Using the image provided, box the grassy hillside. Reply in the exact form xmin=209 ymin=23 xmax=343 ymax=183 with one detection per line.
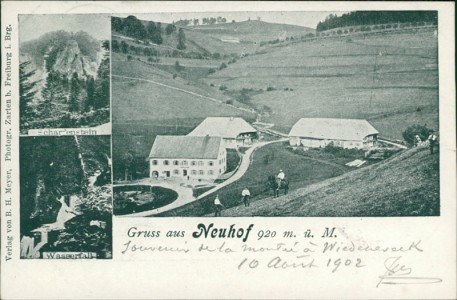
xmin=205 ymin=30 xmax=438 ymax=139
xmin=184 ymin=20 xmax=314 ymax=56
xmin=220 ymin=146 xmax=439 ymax=217
xmin=112 ymin=53 xmax=255 ymax=123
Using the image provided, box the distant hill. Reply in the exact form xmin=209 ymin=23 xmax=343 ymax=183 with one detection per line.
xmin=112 ymin=15 xmax=314 ymax=57
xmin=185 ymin=20 xmax=314 ymax=56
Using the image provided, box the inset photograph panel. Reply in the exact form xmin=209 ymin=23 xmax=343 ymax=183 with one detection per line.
xmin=19 ymin=14 xmax=111 ymax=135
xmin=20 ymin=135 xmax=112 ymax=259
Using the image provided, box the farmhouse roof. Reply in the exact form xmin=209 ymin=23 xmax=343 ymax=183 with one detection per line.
xmin=289 ymin=118 xmax=379 ymax=141
xmin=149 ymin=135 xmax=223 ymax=159
xmin=188 ymin=117 xmax=257 ymax=139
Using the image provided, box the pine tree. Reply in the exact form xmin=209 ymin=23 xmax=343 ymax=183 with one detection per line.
xmin=94 ymin=52 xmax=110 ymax=109
xmin=19 ymin=61 xmax=38 ymax=126
xmin=85 ymin=76 xmax=95 ymax=111
xmin=69 ymin=72 xmax=81 ymax=112
xmin=177 ymin=28 xmax=186 ymax=50
xmin=39 ymin=71 xmax=66 ymax=119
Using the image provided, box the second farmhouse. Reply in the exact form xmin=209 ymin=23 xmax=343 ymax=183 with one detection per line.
xmin=289 ymin=118 xmax=379 ymax=149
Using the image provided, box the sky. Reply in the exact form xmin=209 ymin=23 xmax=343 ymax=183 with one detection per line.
xmin=114 ymin=11 xmax=346 ymax=29
xmin=19 ymin=14 xmax=111 ymax=43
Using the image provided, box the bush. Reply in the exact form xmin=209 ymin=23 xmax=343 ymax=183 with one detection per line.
xmin=402 ymin=124 xmax=433 ymax=145
xmin=173 ymin=74 xmax=177 ymax=79
xmin=266 ymin=86 xmax=276 ymax=91
xmin=219 ymin=62 xmax=227 ymax=70
xmin=127 ymin=55 xmax=133 ymax=61
xmin=219 ymin=85 xmax=227 ymax=91
xmin=208 ymin=68 xmax=216 ymax=74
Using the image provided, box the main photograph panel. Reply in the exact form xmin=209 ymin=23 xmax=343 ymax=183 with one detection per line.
xmin=111 ymin=11 xmax=439 ymax=217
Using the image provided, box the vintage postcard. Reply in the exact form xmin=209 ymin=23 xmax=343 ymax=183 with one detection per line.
xmin=1 ymin=1 xmax=455 ymax=299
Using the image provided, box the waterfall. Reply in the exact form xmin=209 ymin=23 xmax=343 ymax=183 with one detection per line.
xmin=20 ymin=195 xmax=80 ymax=258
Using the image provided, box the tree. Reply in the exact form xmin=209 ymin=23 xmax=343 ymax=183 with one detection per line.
xmin=193 ymin=19 xmax=199 ymax=26
xmin=147 ymin=21 xmax=163 ymax=45
xmin=120 ymin=41 xmax=128 ymax=53
xmin=123 ymin=15 xmax=147 ymax=39
xmin=402 ymin=124 xmax=433 ymax=145
xmin=177 ymin=28 xmax=186 ymax=50
xmin=94 ymin=53 xmax=110 ymax=109
xmin=112 ymin=40 xmax=120 ymax=52
xmin=39 ymin=71 xmax=66 ymax=118
xmin=165 ymin=24 xmax=175 ymax=35
xmin=19 ymin=61 xmax=38 ymax=126
xmin=68 ymin=72 xmax=81 ymax=112
xmin=85 ymin=76 xmax=95 ymax=112
xmin=111 ymin=17 xmax=124 ymax=32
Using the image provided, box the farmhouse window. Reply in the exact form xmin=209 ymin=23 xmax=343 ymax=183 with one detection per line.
xmin=199 ymin=170 xmax=204 ymax=175
xmin=208 ymin=161 xmax=214 ymax=166
xmin=208 ymin=170 xmax=214 ymax=175
xmin=164 ymin=160 xmax=169 ymax=165
xmin=173 ymin=169 xmax=179 ymax=175
xmin=198 ymin=161 xmax=203 ymax=166
xmin=182 ymin=160 xmax=188 ymax=166
xmin=173 ymin=160 xmax=179 ymax=165
xmin=191 ymin=170 xmax=197 ymax=175
xmin=191 ymin=161 xmax=196 ymax=166
xmin=152 ymin=160 xmax=158 ymax=165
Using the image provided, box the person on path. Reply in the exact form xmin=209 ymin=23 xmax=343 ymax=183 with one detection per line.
xmin=241 ymin=186 xmax=251 ymax=207
xmin=214 ymin=195 xmax=223 ymax=217
xmin=428 ymin=131 xmax=438 ymax=154
xmin=415 ymin=134 xmax=422 ymax=147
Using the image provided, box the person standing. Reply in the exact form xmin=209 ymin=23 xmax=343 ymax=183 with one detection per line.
xmin=214 ymin=195 xmax=223 ymax=217
xmin=277 ymin=169 xmax=285 ymax=182
xmin=241 ymin=186 xmax=251 ymax=207
xmin=428 ymin=131 xmax=438 ymax=154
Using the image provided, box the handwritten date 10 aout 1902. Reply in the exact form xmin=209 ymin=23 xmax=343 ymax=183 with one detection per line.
xmin=238 ymin=256 xmax=365 ymax=272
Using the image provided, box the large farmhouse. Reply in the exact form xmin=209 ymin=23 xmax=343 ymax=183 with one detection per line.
xmin=289 ymin=118 xmax=379 ymax=149
xmin=148 ymin=135 xmax=226 ymax=180
xmin=187 ymin=117 xmax=258 ymax=149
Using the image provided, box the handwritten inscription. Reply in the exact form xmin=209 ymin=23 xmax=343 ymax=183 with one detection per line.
xmin=120 ymin=226 xmax=443 ymax=288
xmin=377 ymin=256 xmax=442 ymax=287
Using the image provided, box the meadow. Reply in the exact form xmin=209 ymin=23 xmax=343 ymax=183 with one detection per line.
xmin=205 ymin=30 xmax=439 ymax=139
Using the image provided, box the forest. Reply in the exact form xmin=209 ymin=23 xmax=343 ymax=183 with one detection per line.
xmin=20 ymin=31 xmax=110 ymax=133
xmin=316 ymin=11 xmax=438 ymax=32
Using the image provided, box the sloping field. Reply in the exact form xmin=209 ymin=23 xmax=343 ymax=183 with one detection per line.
xmin=112 ymin=53 xmax=254 ymax=123
xmin=205 ymin=30 xmax=439 ymax=139
xmin=185 ymin=20 xmax=314 ymax=56
xmin=222 ymin=146 xmax=439 ymax=217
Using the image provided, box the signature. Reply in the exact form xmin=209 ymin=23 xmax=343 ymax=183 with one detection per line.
xmin=377 ymin=256 xmax=442 ymax=287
